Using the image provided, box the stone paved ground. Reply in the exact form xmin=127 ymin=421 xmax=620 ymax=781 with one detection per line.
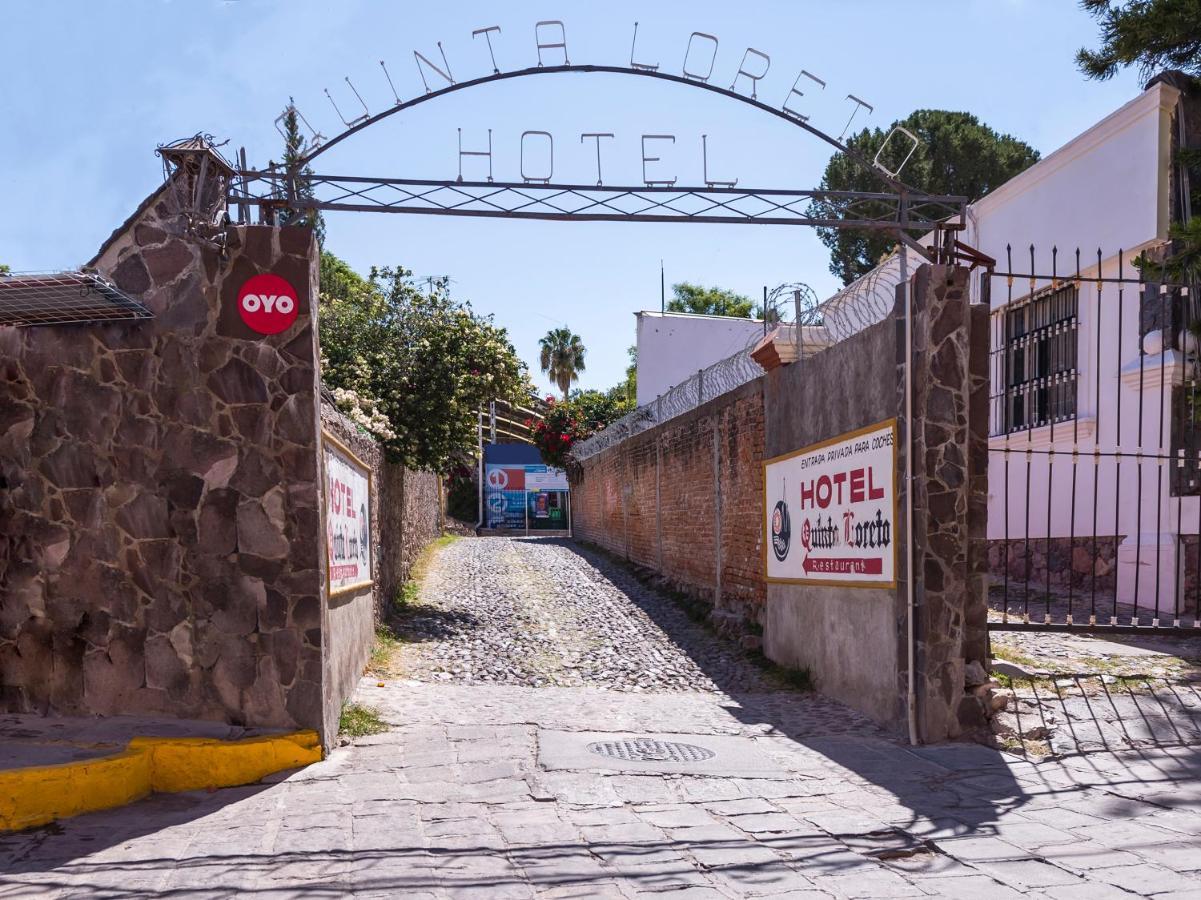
xmin=4 ymin=537 xmax=1201 ymax=898
xmin=990 ymin=627 xmax=1201 ymax=755
xmin=384 ymin=538 xmax=785 ymax=694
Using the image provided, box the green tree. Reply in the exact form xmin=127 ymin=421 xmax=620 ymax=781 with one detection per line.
xmin=1076 ymin=0 xmax=1201 ymax=82
xmin=568 ymin=388 xmax=632 ymax=429
xmin=318 ymin=252 xmax=528 ymax=470
xmin=539 ymin=327 xmax=586 ymax=399
xmin=277 ymin=103 xmax=325 ymax=246
xmin=667 ymin=282 xmax=755 ymax=317
xmin=1078 ymin=1 xmax=1201 ymax=283
xmin=0 ymin=264 xmax=9 ymax=276
xmin=808 ymin=110 xmax=1040 ymax=284
xmin=608 ymin=345 xmax=637 ymax=407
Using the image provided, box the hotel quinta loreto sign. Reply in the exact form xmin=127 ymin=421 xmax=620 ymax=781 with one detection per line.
xmin=323 ymin=432 xmax=374 ymax=596
xmin=764 ymin=420 xmax=898 ymax=588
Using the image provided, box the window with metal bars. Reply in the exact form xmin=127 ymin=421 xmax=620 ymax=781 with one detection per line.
xmin=1001 ymin=284 xmax=1079 ymax=433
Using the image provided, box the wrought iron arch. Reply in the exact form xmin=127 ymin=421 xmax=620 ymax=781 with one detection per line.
xmin=230 ymin=62 xmax=966 ymax=258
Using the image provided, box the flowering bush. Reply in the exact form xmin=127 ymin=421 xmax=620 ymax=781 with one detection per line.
xmin=528 ymin=397 xmax=590 ymax=469
xmin=528 ymin=390 xmax=632 ymax=468
xmin=319 ymin=253 xmax=529 ymax=471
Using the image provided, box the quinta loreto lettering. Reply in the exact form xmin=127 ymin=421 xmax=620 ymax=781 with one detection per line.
xmin=289 ymin=19 xmax=885 ymax=187
xmin=764 ymin=420 xmax=898 ymax=587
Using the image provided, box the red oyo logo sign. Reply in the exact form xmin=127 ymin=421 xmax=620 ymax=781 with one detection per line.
xmin=237 ymin=274 xmax=299 ymax=335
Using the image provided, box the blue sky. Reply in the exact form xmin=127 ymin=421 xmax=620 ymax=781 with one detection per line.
xmin=0 ymin=1 xmax=1142 ymax=396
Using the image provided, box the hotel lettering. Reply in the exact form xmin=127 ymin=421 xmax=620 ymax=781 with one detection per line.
xmin=764 ymin=420 xmax=898 ymax=587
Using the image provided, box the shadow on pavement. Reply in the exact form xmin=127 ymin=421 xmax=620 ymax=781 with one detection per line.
xmin=6 ymin=536 xmax=1200 ymax=896
xmin=556 ymin=539 xmax=1201 ymax=855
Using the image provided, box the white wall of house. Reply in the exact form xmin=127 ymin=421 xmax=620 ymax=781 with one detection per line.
xmin=753 ymin=79 xmax=1186 ymax=609
xmin=635 ymin=311 xmax=771 ymax=406
xmin=970 ymin=81 xmax=1187 ymax=607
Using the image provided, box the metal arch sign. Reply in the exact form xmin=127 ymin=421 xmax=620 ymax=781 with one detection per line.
xmin=289 ymin=21 xmax=884 ymax=178
xmin=231 ymin=18 xmax=967 ymax=251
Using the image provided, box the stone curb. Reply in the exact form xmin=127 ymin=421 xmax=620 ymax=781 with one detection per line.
xmin=0 ymin=730 xmax=321 ymax=832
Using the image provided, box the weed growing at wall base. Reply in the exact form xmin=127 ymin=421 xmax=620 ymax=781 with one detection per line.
xmin=369 ymin=626 xmax=402 ymax=672
xmin=392 ymin=534 xmax=461 ymax=613
xmin=338 ymin=703 xmax=388 ymax=739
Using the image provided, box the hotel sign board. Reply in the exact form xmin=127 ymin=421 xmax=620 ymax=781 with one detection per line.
xmin=323 ymin=431 xmax=374 ymax=596
xmin=764 ymin=419 xmax=898 ymax=588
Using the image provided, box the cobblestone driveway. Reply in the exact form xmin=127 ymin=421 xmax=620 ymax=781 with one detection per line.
xmin=387 ymin=538 xmax=785 ymax=694
xmin=4 ymin=537 xmax=1201 ymax=898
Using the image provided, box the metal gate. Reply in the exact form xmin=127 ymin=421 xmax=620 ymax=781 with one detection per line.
xmin=986 ymin=245 xmax=1199 ymax=634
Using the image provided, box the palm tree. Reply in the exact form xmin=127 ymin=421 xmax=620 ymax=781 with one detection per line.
xmin=539 ymin=327 xmax=586 ymax=400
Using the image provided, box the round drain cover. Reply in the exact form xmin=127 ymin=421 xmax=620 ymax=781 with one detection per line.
xmin=587 ymin=738 xmax=715 ymax=763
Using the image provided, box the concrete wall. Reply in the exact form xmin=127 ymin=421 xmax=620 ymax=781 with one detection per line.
xmin=318 ymin=400 xmax=443 ymax=741
xmin=767 ymin=265 xmax=989 ymax=738
xmin=761 ymin=316 xmax=906 ymax=728
xmin=0 ymin=187 xmax=328 ymax=737
xmin=317 ymin=402 xmax=382 ymax=745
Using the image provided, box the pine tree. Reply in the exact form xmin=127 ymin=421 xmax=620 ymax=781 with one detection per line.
xmin=278 ymin=103 xmax=325 ymax=247
xmin=1077 ymin=0 xmax=1201 ymax=82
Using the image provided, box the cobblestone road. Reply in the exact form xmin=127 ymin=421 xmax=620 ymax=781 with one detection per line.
xmin=4 ymin=538 xmax=1201 ymax=898
xmin=387 ymin=538 xmax=785 ymax=695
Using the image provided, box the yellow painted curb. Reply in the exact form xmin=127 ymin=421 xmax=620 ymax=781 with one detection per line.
xmin=0 ymin=730 xmax=321 ymax=832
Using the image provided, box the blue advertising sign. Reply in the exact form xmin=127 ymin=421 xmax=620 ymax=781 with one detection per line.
xmin=486 ymin=490 xmax=526 ymax=528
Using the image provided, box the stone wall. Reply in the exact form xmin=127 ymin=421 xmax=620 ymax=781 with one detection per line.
xmin=394 ymin=468 xmax=442 ymax=595
xmin=1 ymin=172 xmax=449 ymax=748
xmin=317 ymin=399 xmax=443 ymax=736
xmin=989 ymin=537 xmax=1120 ymax=596
xmin=0 ymin=187 xmax=327 ymax=736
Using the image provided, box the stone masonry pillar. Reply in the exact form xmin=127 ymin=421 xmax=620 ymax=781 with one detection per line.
xmin=906 ymin=263 xmax=991 ymax=741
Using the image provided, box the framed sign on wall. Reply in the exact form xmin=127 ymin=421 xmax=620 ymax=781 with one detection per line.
xmin=763 ymin=419 xmax=898 ymax=588
xmin=322 ymin=430 xmax=374 ymax=596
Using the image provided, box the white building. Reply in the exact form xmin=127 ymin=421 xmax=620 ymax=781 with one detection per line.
xmin=635 ymin=311 xmax=774 ymax=406
xmin=635 ymin=311 xmax=831 ymax=406
xmin=836 ymin=75 xmax=1197 ymax=618
xmin=629 ymin=75 xmax=1197 ymax=619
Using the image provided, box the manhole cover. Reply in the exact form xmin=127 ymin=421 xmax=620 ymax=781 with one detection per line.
xmin=586 ymin=738 xmax=715 ymax=763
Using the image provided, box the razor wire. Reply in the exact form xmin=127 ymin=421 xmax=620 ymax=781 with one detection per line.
xmin=572 ymin=257 xmax=905 ymax=463
xmin=572 ymin=348 xmax=765 ymax=462
xmin=818 ymin=251 xmax=906 ymax=344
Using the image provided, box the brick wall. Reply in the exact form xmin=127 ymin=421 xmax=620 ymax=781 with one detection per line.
xmin=572 ymin=380 xmax=765 ymax=623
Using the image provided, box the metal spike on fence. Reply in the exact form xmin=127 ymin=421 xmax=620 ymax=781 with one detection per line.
xmin=380 ymin=60 xmax=402 ymax=105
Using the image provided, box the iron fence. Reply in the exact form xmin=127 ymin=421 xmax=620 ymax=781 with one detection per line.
xmin=987 ymin=245 xmax=1200 ymax=634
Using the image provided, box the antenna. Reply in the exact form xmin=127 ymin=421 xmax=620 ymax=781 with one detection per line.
xmin=660 ymin=259 xmax=665 ymax=312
